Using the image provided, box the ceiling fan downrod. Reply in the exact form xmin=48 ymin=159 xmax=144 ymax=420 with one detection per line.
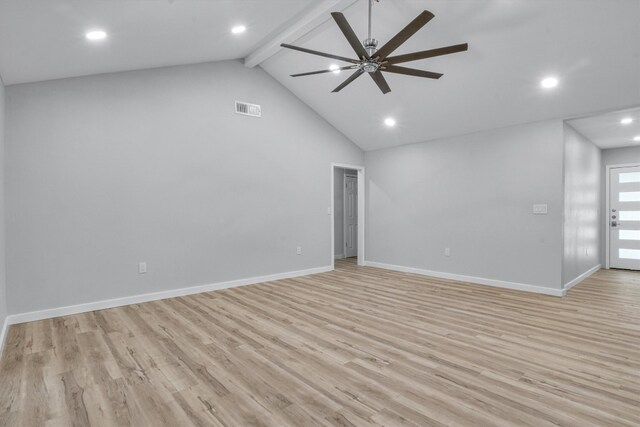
xmin=363 ymin=0 xmax=378 ymax=57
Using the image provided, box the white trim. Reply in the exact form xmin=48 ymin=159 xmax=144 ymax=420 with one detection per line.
xmin=343 ymin=172 xmax=358 ymax=258
xmin=330 ymin=163 xmax=365 ymax=270
xmin=0 ymin=317 xmax=9 ymax=358
xmin=363 ymin=261 xmax=565 ymax=297
xmin=605 ymin=163 xmax=640 ymax=269
xmin=563 ymin=264 xmax=601 ymax=293
xmin=6 ymin=266 xmax=332 ymax=326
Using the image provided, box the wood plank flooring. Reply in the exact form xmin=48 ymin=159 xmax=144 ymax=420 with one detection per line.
xmin=1 ymin=265 xmax=639 ymax=426
xmin=335 ymin=257 xmax=357 ymax=269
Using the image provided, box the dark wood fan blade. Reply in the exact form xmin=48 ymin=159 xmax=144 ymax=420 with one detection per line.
xmin=331 ymin=12 xmax=370 ymax=60
xmin=386 ymin=43 xmax=468 ymax=65
xmin=280 ymin=44 xmax=359 ymax=64
xmin=332 ymin=69 xmax=365 ymax=93
xmin=291 ymin=66 xmax=358 ymax=77
xmin=369 ymin=71 xmax=391 ymax=94
xmin=382 ymin=65 xmax=442 ymax=79
xmin=374 ymin=11 xmax=435 ymax=60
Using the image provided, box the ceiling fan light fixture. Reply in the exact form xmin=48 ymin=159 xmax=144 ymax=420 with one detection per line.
xmin=363 ymin=62 xmax=379 ymax=73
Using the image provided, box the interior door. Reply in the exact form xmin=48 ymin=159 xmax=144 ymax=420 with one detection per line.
xmin=610 ymin=165 xmax=640 ymax=270
xmin=344 ymin=174 xmax=358 ymax=258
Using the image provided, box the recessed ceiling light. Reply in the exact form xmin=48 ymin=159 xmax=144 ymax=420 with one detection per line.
xmin=86 ymin=30 xmax=107 ymax=41
xmin=634 ymin=135 xmax=640 ymax=142
xmin=541 ymin=77 xmax=558 ymax=89
xmin=621 ymin=117 xmax=634 ymax=125
xmin=329 ymin=64 xmax=341 ymax=74
xmin=231 ymin=25 xmax=246 ymax=34
xmin=384 ymin=117 xmax=396 ymax=127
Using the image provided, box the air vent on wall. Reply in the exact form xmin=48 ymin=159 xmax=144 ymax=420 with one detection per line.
xmin=235 ymin=101 xmax=262 ymax=117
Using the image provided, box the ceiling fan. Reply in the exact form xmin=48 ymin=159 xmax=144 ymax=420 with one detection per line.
xmin=280 ymin=0 xmax=468 ymax=94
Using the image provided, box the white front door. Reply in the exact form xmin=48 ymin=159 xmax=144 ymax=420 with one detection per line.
xmin=344 ymin=174 xmax=358 ymax=258
xmin=610 ymin=165 xmax=640 ymax=270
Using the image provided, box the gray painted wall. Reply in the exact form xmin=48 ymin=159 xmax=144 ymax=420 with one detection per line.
xmin=0 ymin=76 xmax=6 ymax=327
xmin=603 ymin=146 xmax=640 ymax=166
xmin=562 ymin=124 xmax=601 ymax=286
xmin=365 ymin=119 xmax=565 ymax=290
xmin=333 ymin=168 xmax=357 ymax=258
xmin=6 ymin=60 xmax=363 ymax=315
xmin=601 ymin=145 xmax=640 ymax=265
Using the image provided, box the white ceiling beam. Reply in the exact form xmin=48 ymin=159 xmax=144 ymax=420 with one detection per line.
xmin=244 ymin=0 xmax=359 ymax=68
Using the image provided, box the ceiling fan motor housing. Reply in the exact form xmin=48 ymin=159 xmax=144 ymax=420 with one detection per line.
xmin=363 ymin=38 xmax=378 ymax=56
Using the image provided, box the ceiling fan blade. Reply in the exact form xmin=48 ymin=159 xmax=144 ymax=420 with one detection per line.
xmin=332 ymin=69 xmax=365 ymax=93
xmin=291 ymin=66 xmax=358 ymax=77
xmin=280 ymin=43 xmax=359 ymax=64
xmin=382 ymin=65 xmax=443 ymax=79
xmin=331 ymin=12 xmax=370 ymax=60
xmin=374 ymin=10 xmax=435 ymax=60
xmin=369 ymin=71 xmax=391 ymax=94
xmin=385 ymin=43 xmax=468 ymax=65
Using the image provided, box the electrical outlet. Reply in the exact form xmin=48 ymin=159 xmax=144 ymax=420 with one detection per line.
xmin=138 ymin=262 xmax=147 ymax=274
xmin=444 ymin=248 xmax=451 ymax=257
xmin=296 ymin=246 xmax=302 ymax=255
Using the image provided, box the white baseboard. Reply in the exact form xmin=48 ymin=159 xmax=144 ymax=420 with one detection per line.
xmin=0 ymin=317 xmax=8 ymax=358
xmin=563 ymin=264 xmax=601 ymax=294
xmin=334 ymin=254 xmax=345 ymax=260
xmin=363 ymin=261 xmax=564 ymax=297
xmin=6 ymin=265 xmax=332 ymax=326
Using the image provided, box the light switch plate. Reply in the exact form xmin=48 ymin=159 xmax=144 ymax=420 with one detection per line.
xmin=533 ymin=204 xmax=548 ymax=215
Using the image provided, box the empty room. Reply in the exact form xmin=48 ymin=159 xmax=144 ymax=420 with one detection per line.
xmin=0 ymin=0 xmax=639 ymax=426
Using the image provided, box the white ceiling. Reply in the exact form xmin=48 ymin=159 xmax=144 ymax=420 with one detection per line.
xmin=262 ymin=0 xmax=640 ymax=151
xmin=568 ymin=107 xmax=640 ymax=150
xmin=0 ymin=0 xmax=314 ymax=85
xmin=0 ymin=0 xmax=639 ymax=151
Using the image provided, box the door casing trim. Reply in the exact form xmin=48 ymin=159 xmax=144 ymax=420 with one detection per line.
xmin=605 ymin=162 xmax=640 ymax=269
xmin=331 ymin=163 xmax=365 ymax=270
xmin=343 ymin=172 xmax=358 ymax=259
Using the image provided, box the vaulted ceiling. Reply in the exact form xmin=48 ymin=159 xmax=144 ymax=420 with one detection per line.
xmin=261 ymin=0 xmax=640 ymax=150
xmin=1 ymin=0 xmax=639 ymax=151
xmin=0 ymin=0 xmax=315 ymax=84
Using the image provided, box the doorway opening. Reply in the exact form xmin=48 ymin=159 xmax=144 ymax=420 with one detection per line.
xmin=606 ymin=163 xmax=640 ymax=270
xmin=331 ymin=163 xmax=365 ymax=270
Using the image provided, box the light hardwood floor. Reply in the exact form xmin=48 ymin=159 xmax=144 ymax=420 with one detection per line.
xmin=335 ymin=257 xmax=357 ymax=269
xmin=1 ymin=265 xmax=639 ymax=426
